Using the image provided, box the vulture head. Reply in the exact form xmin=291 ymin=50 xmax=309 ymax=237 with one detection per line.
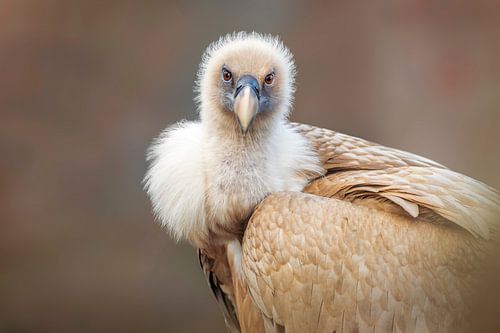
xmin=197 ymin=32 xmax=296 ymax=137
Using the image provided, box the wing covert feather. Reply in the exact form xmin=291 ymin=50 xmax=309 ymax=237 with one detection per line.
xmin=290 ymin=123 xmax=445 ymax=171
xmin=243 ymin=192 xmax=488 ymax=333
xmin=291 ymin=123 xmax=500 ymax=239
xmin=304 ymin=167 xmax=499 ymax=239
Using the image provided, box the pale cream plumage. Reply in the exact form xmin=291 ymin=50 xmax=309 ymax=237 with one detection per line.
xmin=144 ymin=32 xmax=500 ymax=333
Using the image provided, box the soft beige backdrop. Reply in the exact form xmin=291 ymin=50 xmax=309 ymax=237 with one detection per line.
xmin=1 ymin=1 xmax=499 ymax=332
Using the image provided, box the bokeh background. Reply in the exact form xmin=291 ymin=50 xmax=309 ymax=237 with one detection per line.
xmin=1 ymin=1 xmax=499 ymax=332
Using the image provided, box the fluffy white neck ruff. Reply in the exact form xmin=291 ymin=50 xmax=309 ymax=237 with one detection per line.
xmin=144 ymin=118 xmax=322 ymax=247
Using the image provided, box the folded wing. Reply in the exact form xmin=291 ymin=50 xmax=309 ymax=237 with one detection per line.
xmin=242 ymin=192 xmax=488 ymax=333
xmin=293 ymin=123 xmax=500 ymax=239
xmin=241 ymin=123 xmax=500 ymax=332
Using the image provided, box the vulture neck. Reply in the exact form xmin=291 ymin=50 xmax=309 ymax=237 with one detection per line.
xmin=204 ymin=109 xmax=282 ymax=146
xmin=197 ymin=108 xmax=297 ymax=247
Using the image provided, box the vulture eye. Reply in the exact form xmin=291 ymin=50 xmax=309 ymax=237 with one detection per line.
xmin=264 ymin=73 xmax=275 ymax=86
xmin=222 ymin=69 xmax=232 ymax=82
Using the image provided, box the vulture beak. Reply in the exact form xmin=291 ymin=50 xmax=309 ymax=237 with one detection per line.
xmin=234 ymin=75 xmax=260 ymax=134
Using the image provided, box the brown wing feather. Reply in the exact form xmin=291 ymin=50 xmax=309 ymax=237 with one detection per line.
xmin=226 ymin=241 xmax=266 ymax=333
xmin=290 ymin=123 xmax=445 ymax=170
xmin=292 ymin=123 xmax=500 ymax=239
xmin=242 ymin=192 xmax=491 ymax=333
xmin=304 ymin=167 xmax=499 ymax=239
xmin=199 ymin=249 xmax=241 ymax=333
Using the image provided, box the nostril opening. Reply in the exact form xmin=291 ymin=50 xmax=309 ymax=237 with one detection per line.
xmin=253 ymin=87 xmax=260 ymax=99
xmin=235 ymin=84 xmax=243 ymax=97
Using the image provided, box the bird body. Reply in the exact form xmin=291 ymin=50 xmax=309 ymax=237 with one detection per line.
xmin=144 ymin=32 xmax=500 ymax=332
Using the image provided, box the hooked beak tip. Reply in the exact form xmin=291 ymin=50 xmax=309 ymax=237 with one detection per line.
xmin=238 ymin=119 xmax=252 ymax=135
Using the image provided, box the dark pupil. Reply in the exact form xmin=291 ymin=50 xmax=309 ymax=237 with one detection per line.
xmin=266 ymin=75 xmax=273 ymax=83
xmin=224 ymin=71 xmax=231 ymax=81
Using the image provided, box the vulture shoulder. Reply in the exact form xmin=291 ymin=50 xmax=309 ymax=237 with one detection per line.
xmin=239 ymin=123 xmax=500 ymax=333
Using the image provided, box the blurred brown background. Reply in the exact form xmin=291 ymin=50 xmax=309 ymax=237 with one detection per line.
xmin=1 ymin=1 xmax=499 ymax=332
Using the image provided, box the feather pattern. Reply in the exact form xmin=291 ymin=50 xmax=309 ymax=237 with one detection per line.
xmin=294 ymin=123 xmax=500 ymax=239
xmin=240 ymin=124 xmax=500 ymax=332
xmin=242 ymin=192 xmax=495 ymax=333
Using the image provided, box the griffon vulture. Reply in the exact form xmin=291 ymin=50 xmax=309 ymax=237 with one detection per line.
xmin=144 ymin=32 xmax=500 ymax=332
